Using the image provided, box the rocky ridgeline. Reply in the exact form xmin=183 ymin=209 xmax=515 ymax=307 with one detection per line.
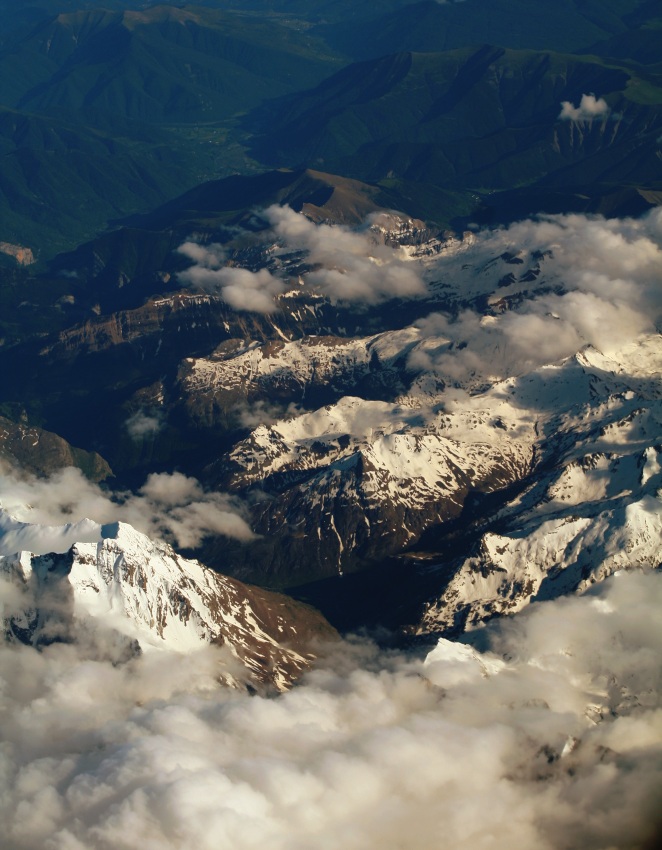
xmin=418 ymin=340 xmax=662 ymax=634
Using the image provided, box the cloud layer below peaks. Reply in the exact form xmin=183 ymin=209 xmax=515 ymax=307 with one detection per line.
xmin=0 ymin=569 xmax=660 ymax=850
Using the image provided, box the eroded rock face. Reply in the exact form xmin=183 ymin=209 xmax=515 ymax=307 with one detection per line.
xmin=0 ymin=242 xmax=35 ymax=266
xmin=2 ymin=521 xmax=337 ymax=691
xmin=209 ymin=399 xmax=533 ymax=587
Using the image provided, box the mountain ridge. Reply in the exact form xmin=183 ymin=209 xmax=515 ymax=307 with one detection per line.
xmin=1 ymin=516 xmax=337 ymax=690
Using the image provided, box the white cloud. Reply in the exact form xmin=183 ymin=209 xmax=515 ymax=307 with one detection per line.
xmin=266 ymin=204 xmax=427 ymax=304
xmin=0 ymin=570 xmax=660 ymax=849
xmin=0 ymin=512 xmax=101 ymax=557
xmin=179 ymin=262 xmax=286 ymax=314
xmin=177 ymin=206 xmax=427 ymax=312
xmin=559 ymin=93 xmax=610 ymax=122
xmin=0 ymin=464 xmax=255 ymax=551
xmin=411 ymin=209 xmax=662 ymax=383
xmin=125 ymin=410 xmax=164 ymax=440
xmin=177 ymin=241 xmax=226 ymax=268
xmin=178 ymin=240 xmax=286 ymax=314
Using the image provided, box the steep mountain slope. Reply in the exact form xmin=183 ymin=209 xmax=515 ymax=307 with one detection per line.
xmin=248 ymin=48 xmax=662 ymax=221
xmin=318 ymin=0 xmax=650 ymax=59
xmin=2 ymin=518 xmax=336 ymax=690
xmin=590 ymin=21 xmax=662 ymax=66
xmin=191 ymin=321 xmax=661 ymax=595
xmin=1 ymin=179 xmax=660 ymax=633
xmin=164 ymin=209 xmax=660 ymax=626
xmin=39 ymin=168 xmax=433 ymax=312
xmin=212 ymin=397 xmax=533 ymax=587
xmin=585 ymin=3 xmax=662 ymax=65
xmin=0 ymin=174 xmax=437 ymax=471
xmin=419 ymin=340 xmax=662 ymax=634
xmin=0 ymin=415 xmax=110 ymax=480
xmin=0 ymin=6 xmax=341 ymax=256
xmin=0 ymin=106 xmax=210 ymax=256
xmin=0 ymin=6 xmax=338 ymax=123
xmin=0 ymin=0 xmax=420 ymax=40
xmin=1 ymin=0 xmax=658 ymax=256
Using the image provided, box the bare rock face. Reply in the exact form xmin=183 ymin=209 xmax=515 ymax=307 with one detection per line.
xmin=0 ymin=242 xmax=35 ymax=266
xmin=2 ymin=521 xmax=337 ymax=691
xmin=197 ymin=326 xmax=662 ymax=629
xmin=0 ymin=415 xmax=111 ymax=481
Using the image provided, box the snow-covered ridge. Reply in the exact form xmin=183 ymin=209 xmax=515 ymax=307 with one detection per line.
xmin=417 ymin=335 xmax=662 ymax=634
xmin=2 ymin=520 xmax=334 ymax=690
xmin=170 ymin=206 xmax=662 ymax=606
xmin=8 ymin=210 xmax=662 ymax=639
xmin=204 ymin=327 xmax=662 ymax=599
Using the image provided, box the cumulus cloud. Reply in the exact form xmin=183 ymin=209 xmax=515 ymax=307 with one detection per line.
xmin=177 ymin=241 xmax=226 ymax=267
xmin=177 ymin=206 xmax=427 ymax=311
xmin=235 ymin=399 xmax=305 ymax=430
xmin=181 ymin=263 xmax=287 ymax=314
xmin=411 ymin=209 xmax=662 ymax=384
xmin=0 ymin=464 xmax=255 ymax=552
xmin=0 ymin=569 xmax=660 ymax=850
xmin=266 ymin=204 xmax=427 ymax=303
xmin=559 ymin=93 xmax=610 ymax=121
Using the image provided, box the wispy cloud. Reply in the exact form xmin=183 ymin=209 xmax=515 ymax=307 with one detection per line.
xmin=0 ymin=464 xmax=255 ymax=551
xmin=177 ymin=205 xmax=427 ymax=312
xmin=0 ymin=512 xmax=101 ymax=557
xmin=125 ymin=410 xmax=164 ymax=440
xmin=410 ymin=209 xmax=662 ymax=384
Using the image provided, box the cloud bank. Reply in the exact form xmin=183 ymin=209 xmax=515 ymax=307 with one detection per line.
xmin=411 ymin=209 xmax=662 ymax=384
xmin=559 ymin=93 xmax=610 ymax=121
xmin=178 ymin=205 xmax=427 ymax=312
xmin=0 ymin=464 xmax=255 ymax=552
xmin=0 ymin=569 xmax=660 ymax=850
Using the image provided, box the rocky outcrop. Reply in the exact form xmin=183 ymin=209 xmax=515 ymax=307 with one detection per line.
xmin=0 ymin=416 xmax=111 ymax=481
xmin=0 ymin=242 xmax=35 ymax=266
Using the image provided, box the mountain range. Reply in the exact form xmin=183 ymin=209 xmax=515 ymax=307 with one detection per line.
xmin=0 ymin=0 xmax=660 ymax=257
xmin=1 ymin=4 xmax=661 ymax=846
xmin=248 ymin=46 xmax=662 ymax=223
xmin=2 ymin=188 xmax=659 ymax=637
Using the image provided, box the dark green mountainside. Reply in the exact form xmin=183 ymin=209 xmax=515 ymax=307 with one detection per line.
xmin=48 ymin=168 xmax=405 ymax=312
xmin=0 ymin=0 xmax=418 ymax=37
xmin=317 ymin=0 xmax=651 ymax=59
xmin=0 ymin=0 xmax=659 ymax=258
xmin=0 ymin=5 xmax=340 ymax=257
xmin=0 ymin=6 xmax=338 ymax=124
xmin=0 ymin=106 xmax=223 ymax=256
xmin=247 ymin=46 xmax=662 ymax=224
